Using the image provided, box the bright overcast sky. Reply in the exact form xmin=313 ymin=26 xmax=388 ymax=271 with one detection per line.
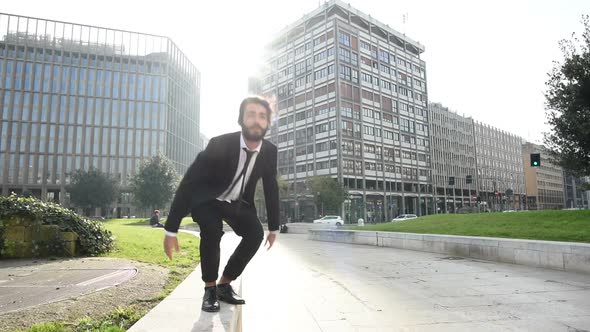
xmin=4 ymin=0 xmax=589 ymax=144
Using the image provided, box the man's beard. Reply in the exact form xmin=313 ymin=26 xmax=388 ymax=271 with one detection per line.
xmin=242 ymin=124 xmax=268 ymax=141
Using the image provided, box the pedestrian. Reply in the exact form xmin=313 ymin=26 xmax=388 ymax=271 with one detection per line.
xmin=164 ymin=96 xmax=279 ymax=312
xmin=150 ymin=210 xmax=164 ymax=228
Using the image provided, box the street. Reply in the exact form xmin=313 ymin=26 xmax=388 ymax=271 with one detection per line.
xmin=242 ymin=234 xmax=590 ymax=332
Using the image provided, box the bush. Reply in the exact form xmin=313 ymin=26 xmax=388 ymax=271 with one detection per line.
xmin=0 ymin=193 xmax=114 ymax=256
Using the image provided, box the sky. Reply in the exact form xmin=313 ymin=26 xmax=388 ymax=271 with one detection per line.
xmin=4 ymin=0 xmax=589 ymax=144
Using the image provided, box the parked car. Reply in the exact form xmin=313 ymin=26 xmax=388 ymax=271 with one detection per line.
xmin=390 ymin=214 xmax=418 ymax=222
xmin=313 ymin=215 xmax=344 ymax=226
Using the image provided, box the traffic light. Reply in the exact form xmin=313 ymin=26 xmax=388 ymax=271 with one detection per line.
xmin=448 ymin=176 xmax=455 ymax=186
xmin=466 ymin=175 xmax=473 ymax=184
xmin=530 ymin=153 xmax=541 ymax=167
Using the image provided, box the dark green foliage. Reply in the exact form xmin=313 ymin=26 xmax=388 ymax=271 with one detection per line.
xmin=0 ymin=194 xmax=114 ymax=256
xmin=67 ymin=167 xmax=119 ymax=216
xmin=130 ymin=154 xmax=179 ymax=211
xmin=544 ymin=15 xmax=590 ymax=175
xmin=307 ymin=176 xmax=347 ymax=215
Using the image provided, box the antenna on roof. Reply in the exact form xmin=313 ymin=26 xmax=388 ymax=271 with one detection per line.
xmin=402 ymin=13 xmax=408 ymax=35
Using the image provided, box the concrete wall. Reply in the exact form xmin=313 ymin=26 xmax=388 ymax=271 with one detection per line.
xmin=283 ymin=223 xmax=341 ymax=234
xmin=309 ymin=230 xmax=590 ymax=275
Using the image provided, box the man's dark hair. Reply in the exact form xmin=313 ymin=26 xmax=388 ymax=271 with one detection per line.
xmin=237 ymin=96 xmax=272 ymax=126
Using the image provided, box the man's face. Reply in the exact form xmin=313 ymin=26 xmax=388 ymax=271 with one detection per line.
xmin=241 ymin=103 xmax=269 ymax=141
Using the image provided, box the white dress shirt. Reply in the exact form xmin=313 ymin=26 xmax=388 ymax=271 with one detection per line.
xmin=216 ymin=134 xmax=261 ymax=202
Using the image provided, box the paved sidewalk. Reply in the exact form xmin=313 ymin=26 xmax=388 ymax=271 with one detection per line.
xmin=0 ymin=257 xmax=137 ymax=314
xmin=242 ymin=234 xmax=590 ymax=332
xmin=129 ymin=230 xmax=243 ymax=332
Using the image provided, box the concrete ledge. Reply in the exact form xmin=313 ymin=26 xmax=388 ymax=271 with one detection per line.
xmin=282 ymin=222 xmax=343 ymax=234
xmin=309 ymin=230 xmax=590 ymax=275
xmin=129 ymin=230 xmax=243 ymax=332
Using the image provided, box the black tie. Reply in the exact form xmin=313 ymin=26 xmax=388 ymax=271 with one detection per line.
xmin=227 ymin=148 xmax=255 ymax=200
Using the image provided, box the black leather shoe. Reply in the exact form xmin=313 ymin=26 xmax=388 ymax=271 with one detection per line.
xmin=202 ymin=286 xmax=220 ymax=312
xmin=216 ymin=283 xmax=245 ymax=304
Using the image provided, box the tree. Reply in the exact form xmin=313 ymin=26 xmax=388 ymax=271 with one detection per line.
xmin=130 ymin=154 xmax=179 ymax=212
xmin=544 ymin=15 xmax=590 ymax=176
xmin=306 ymin=176 xmax=347 ymax=216
xmin=254 ymin=176 xmax=288 ymax=221
xmin=68 ymin=167 xmax=119 ymax=216
xmin=254 ymin=176 xmax=288 ymax=203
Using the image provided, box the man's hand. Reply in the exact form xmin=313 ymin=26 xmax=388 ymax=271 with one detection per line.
xmin=264 ymin=232 xmax=277 ymax=250
xmin=164 ymin=235 xmax=180 ymax=260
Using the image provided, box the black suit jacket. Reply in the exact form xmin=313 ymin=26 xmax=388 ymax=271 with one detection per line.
xmin=165 ymin=131 xmax=280 ymax=233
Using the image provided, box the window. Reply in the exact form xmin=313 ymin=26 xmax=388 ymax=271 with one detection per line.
xmin=314 ymin=67 xmax=327 ymax=80
xmin=339 ymin=48 xmax=351 ymax=63
xmin=364 ymin=143 xmax=376 ymax=154
xmin=360 ymin=40 xmax=371 ymax=51
xmin=341 ymin=120 xmax=353 ymax=137
xmin=384 ymin=130 xmax=394 ymax=140
xmin=295 ymin=61 xmax=306 ymax=76
xmin=338 ymin=31 xmax=351 ymax=46
xmin=399 ymin=87 xmax=409 ymax=97
xmin=341 ymin=103 xmax=353 ymax=118
xmin=381 ymin=80 xmax=391 ymax=90
xmin=400 ymin=118 xmax=415 ymax=133
xmin=339 ymin=65 xmax=351 ymax=81
xmin=295 ymin=45 xmax=306 ymax=56
xmin=378 ymin=50 xmax=390 ymax=63
xmin=365 ymin=162 xmax=376 ymax=171
xmin=383 ymin=113 xmax=393 ymax=123
xmin=295 ymin=111 xmax=305 ymax=122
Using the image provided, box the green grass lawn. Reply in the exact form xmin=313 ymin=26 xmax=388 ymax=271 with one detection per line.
xmin=351 ymin=210 xmax=590 ymax=243
xmin=102 ymin=217 xmax=199 ymax=296
xmin=23 ymin=217 xmax=199 ymax=332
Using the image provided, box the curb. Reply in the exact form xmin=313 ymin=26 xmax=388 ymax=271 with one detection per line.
xmin=128 ymin=230 xmax=242 ymax=332
xmin=309 ymin=229 xmax=590 ymax=275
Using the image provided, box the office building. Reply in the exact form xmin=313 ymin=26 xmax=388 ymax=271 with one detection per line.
xmin=0 ymin=13 xmax=200 ymax=216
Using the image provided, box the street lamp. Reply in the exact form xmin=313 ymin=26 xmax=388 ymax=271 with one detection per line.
xmin=316 ymin=191 xmax=324 ymax=217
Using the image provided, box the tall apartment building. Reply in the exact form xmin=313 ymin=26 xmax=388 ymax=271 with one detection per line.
xmin=474 ymin=122 xmax=526 ymax=211
xmin=522 ymin=142 xmax=565 ymax=210
xmin=257 ymin=0 xmax=430 ymax=223
xmin=0 ymin=13 xmax=200 ymax=216
xmin=428 ymin=103 xmax=477 ymax=213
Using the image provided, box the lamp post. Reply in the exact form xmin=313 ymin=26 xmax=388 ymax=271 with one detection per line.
xmin=316 ymin=191 xmax=324 ymax=217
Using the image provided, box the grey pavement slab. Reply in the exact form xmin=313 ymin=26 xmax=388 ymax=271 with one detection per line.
xmin=128 ymin=230 xmax=243 ymax=332
xmin=0 ymin=257 xmax=137 ymax=314
xmin=242 ymin=234 xmax=590 ymax=332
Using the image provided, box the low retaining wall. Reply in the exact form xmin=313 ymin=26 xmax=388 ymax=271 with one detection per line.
xmin=309 ymin=230 xmax=590 ymax=275
xmin=283 ymin=223 xmax=340 ymax=234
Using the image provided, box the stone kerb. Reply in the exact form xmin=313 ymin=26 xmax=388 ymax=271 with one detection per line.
xmin=309 ymin=230 xmax=590 ymax=275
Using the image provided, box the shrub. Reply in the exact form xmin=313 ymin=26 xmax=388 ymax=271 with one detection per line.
xmin=0 ymin=193 xmax=114 ymax=256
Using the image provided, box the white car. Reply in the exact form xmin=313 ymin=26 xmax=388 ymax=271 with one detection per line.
xmin=313 ymin=215 xmax=344 ymax=226
xmin=391 ymin=214 xmax=418 ymax=222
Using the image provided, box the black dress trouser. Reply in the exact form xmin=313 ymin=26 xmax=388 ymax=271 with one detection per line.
xmin=191 ymin=199 xmax=264 ymax=282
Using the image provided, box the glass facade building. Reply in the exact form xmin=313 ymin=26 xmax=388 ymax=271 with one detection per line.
xmin=0 ymin=13 xmax=200 ymax=216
